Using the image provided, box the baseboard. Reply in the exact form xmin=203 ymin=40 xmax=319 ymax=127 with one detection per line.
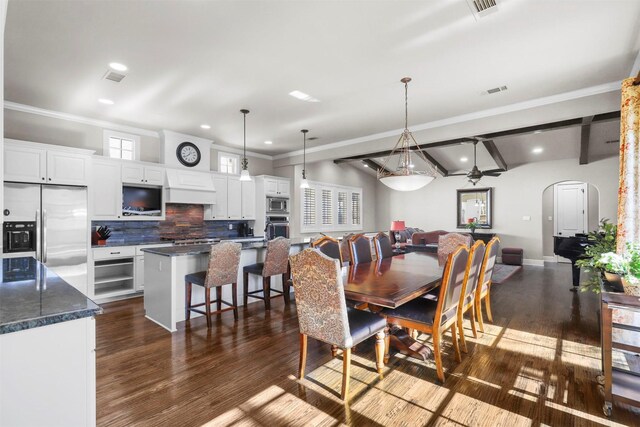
xmin=523 ymin=258 xmax=544 ymax=266
xmin=543 ymin=256 xmax=557 ymax=263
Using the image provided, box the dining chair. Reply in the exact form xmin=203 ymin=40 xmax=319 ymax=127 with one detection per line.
xmin=349 ymin=234 xmax=372 ymax=264
xmin=373 ymin=232 xmax=393 ymax=260
xmin=456 ymin=240 xmax=486 ymax=353
xmin=475 ymin=237 xmax=500 ymax=332
xmin=437 ymin=232 xmax=473 ymax=266
xmin=289 ymin=248 xmax=387 ymax=401
xmin=185 ymin=242 xmax=242 ymax=327
xmin=341 ymin=233 xmax=355 ymax=265
xmin=381 ymin=246 xmax=469 ymax=382
xmin=243 ymin=237 xmax=291 ymax=310
xmin=311 ymin=235 xmax=343 ymax=267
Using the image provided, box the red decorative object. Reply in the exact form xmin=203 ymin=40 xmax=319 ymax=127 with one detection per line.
xmin=390 ymin=220 xmax=406 ymax=231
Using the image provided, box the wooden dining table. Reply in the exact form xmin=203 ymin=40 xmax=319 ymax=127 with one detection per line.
xmin=340 ymin=251 xmax=444 ymax=360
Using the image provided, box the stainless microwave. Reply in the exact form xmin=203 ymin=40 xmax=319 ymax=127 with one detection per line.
xmin=267 ymin=197 xmax=289 ymax=214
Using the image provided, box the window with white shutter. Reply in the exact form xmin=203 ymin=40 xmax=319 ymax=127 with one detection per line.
xmin=337 ymin=191 xmax=347 ymax=225
xmin=351 ymin=192 xmax=361 ymax=226
xmin=302 ymin=187 xmax=316 ymax=227
xmin=321 ymin=189 xmax=333 ymax=225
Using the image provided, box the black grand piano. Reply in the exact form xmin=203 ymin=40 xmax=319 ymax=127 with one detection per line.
xmin=554 ymin=234 xmax=590 ymax=290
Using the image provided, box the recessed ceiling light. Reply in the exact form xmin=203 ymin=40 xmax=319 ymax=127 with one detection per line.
xmin=289 ymin=90 xmax=320 ymax=103
xmin=264 ymin=140 xmax=273 ymax=145
xmin=534 ymin=130 xmax=542 ymax=134
xmin=109 ymin=62 xmax=128 ymax=72
xmin=200 ymin=124 xmax=211 ymax=129
xmin=98 ymin=98 xmax=114 ymax=105
xmin=460 ymin=157 xmax=468 ymax=162
xmin=363 ymin=164 xmax=369 ymax=168
xmin=532 ymin=147 xmax=543 ymax=154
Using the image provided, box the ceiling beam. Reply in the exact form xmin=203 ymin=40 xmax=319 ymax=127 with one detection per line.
xmin=421 ymin=150 xmax=448 ymax=176
xmin=481 ymin=139 xmax=508 ymax=171
xmin=332 ymin=137 xmax=475 ymax=163
xmin=579 ymin=116 xmax=594 ymax=165
xmin=362 ymin=159 xmax=392 ymax=175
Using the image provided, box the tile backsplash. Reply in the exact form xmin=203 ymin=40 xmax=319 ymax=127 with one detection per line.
xmin=93 ymin=203 xmax=250 ymax=244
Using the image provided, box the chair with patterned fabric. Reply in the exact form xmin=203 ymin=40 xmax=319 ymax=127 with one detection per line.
xmin=475 ymin=237 xmax=500 ymax=333
xmin=185 ymin=241 xmax=242 ymax=328
xmin=382 ymin=246 xmax=469 ymax=382
xmin=311 ymin=235 xmax=343 ymax=267
xmin=456 ymin=240 xmax=486 ymax=353
xmin=437 ymin=233 xmax=473 ymax=266
xmin=341 ymin=233 xmax=354 ymax=265
xmin=243 ymin=237 xmax=291 ymax=310
xmin=289 ymin=248 xmax=387 ymax=401
xmin=349 ymin=234 xmax=372 ymax=264
xmin=373 ymin=232 xmax=394 ymax=260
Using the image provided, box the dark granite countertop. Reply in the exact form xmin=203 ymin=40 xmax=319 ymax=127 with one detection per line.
xmin=91 ymin=236 xmax=267 ymax=248
xmin=0 ymin=257 xmax=102 ymax=335
xmin=142 ymin=238 xmax=309 ymax=257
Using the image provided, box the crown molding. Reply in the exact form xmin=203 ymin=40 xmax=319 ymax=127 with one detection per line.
xmin=4 ymin=101 xmax=274 ymax=160
xmin=273 ymin=80 xmax=622 ymax=160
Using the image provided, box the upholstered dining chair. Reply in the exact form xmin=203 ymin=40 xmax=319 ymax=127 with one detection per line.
xmin=289 ymin=248 xmax=387 ymax=401
xmin=373 ymin=232 xmax=393 ymax=260
xmin=243 ymin=237 xmax=291 ymax=310
xmin=475 ymin=237 xmax=500 ymax=332
xmin=381 ymin=246 xmax=469 ymax=382
xmin=437 ymin=233 xmax=473 ymax=266
xmin=341 ymin=233 xmax=355 ymax=265
xmin=349 ymin=234 xmax=372 ymax=264
xmin=311 ymin=235 xmax=343 ymax=267
xmin=456 ymin=240 xmax=486 ymax=353
xmin=185 ymin=241 xmax=242 ymax=327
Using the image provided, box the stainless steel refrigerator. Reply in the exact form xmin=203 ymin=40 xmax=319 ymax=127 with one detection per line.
xmin=3 ymin=183 xmax=88 ymax=294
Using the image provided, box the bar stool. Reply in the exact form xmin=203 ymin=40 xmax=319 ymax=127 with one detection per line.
xmin=185 ymin=241 xmax=242 ymax=327
xmin=243 ymin=237 xmax=291 ymax=310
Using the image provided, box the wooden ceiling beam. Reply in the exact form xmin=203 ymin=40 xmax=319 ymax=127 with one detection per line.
xmin=579 ymin=116 xmax=594 ymax=165
xmin=481 ymin=139 xmax=508 ymax=171
xmin=361 ymin=158 xmax=392 ymax=175
xmin=421 ymin=150 xmax=449 ymax=176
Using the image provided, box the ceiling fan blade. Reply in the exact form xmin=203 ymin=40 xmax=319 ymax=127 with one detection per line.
xmin=447 ymin=173 xmax=468 ymax=176
xmin=482 ymin=168 xmax=504 ymax=174
xmin=483 ymin=172 xmax=502 ymax=177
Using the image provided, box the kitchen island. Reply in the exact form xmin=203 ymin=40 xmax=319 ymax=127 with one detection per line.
xmin=0 ymin=257 xmax=102 ymax=427
xmin=142 ymin=239 xmax=307 ymax=332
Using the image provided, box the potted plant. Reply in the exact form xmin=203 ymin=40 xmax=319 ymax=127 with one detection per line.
xmin=622 ymin=244 xmax=640 ymax=296
xmin=465 ymin=218 xmax=479 ymax=235
xmin=576 ymin=219 xmax=617 ymax=293
xmin=595 ymin=244 xmax=640 ymax=296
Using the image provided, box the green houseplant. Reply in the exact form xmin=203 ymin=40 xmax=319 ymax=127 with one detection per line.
xmin=576 ymin=219 xmax=617 ymax=293
xmin=595 ymin=245 xmax=640 ymax=296
xmin=465 ymin=219 xmax=479 ymax=235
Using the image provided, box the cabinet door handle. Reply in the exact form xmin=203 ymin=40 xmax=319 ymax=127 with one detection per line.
xmin=48 ymin=178 xmax=52 ymax=181
xmin=41 ymin=177 xmax=45 ymax=181
xmin=110 ymin=251 xmax=121 ymax=255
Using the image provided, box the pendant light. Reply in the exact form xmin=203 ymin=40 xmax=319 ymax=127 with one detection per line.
xmin=239 ymin=109 xmax=252 ymax=181
xmin=300 ymin=129 xmax=310 ymax=189
xmin=377 ymin=77 xmax=438 ymax=191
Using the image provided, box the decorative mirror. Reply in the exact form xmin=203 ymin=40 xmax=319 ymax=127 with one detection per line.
xmin=457 ymin=187 xmax=493 ymax=229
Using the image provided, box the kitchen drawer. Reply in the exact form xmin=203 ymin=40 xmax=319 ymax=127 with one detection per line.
xmin=93 ymin=246 xmax=136 ymax=260
xmin=135 ymin=244 xmax=172 ymax=256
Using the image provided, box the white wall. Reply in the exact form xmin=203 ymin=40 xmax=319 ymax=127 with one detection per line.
xmin=377 ymin=156 xmax=619 ymax=262
xmin=3 ymin=108 xmax=274 ymax=174
xmin=275 ymin=160 xmax=378 ymax=238
xmin=1 ymin=0 xmax=8 ymax=252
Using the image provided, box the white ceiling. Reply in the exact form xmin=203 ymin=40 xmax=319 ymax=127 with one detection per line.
xmin=4 ymin=1 xmax=639 ymax=156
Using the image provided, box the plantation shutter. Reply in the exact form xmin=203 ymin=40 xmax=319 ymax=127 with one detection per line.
xmin=337 ymin=191 xmax=348 ymax=225
xmin=303 ymin=187 xmax=316 ymax=226
xmin=351 ymin=192 xmax=361 ymax=226
xmin=321 ymin=189 xmax=333 ymax=225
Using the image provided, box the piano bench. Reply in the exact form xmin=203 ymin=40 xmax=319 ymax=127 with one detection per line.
xmin=502 ymin=248 xmax=523 ymax=266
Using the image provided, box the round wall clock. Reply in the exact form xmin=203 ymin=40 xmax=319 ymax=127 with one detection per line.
xmin=176 ymin=142 xmax=201 ymax=167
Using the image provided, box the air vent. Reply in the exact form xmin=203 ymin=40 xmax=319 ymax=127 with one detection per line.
xmin=466 ymin=0 xmax=499 ymax=20
xmin=486 ymin=85 xmax=508 ymax=95
xmin=605 ymin=139 xmax=620 ymax=144
xmin=103 ymin=70 xmax=126 ymax=83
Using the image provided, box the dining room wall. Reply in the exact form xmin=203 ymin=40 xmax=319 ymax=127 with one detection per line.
xmin=376 ymin=155 xmax=619 ymax=264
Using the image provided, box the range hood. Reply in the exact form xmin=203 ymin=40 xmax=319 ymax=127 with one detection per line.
xmin=165 ymin=169 xmax=216 ymax=205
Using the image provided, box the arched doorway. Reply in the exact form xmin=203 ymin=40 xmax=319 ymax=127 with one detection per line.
xmin=541 ymin=181 xmax=600 ymax=263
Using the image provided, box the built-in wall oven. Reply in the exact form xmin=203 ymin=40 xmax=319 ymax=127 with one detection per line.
xmin=266 ymin=197 xmax=289 ymax=215
xmin=265 ymin=215 xmax=289 ymax=240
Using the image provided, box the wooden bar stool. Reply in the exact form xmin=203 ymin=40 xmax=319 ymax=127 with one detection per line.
xmin=185 ymin=241 xmax=242 ymax=327
xmin=243 ymin=237 xmax=291 ymax=310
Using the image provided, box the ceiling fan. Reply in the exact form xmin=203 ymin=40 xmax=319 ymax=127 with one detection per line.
xmin=449 ymin=140 xmax=503 ymax=186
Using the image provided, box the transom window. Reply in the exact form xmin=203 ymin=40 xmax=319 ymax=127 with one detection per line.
xmin=103 ymin=130 xmax=140 ymax=161
xmin=218 ymin=152 xmax=240 ymax=174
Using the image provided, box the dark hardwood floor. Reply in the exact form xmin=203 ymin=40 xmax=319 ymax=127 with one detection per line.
xmin=96 ymin=264 xmax=638 ymax=426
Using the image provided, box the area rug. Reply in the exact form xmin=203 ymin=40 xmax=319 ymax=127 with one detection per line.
xmin=492 ymin=263 xmax=522 ymax=284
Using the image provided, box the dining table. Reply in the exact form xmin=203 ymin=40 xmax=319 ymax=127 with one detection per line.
xmin=340 ymin=251 xmax=444 ymax=361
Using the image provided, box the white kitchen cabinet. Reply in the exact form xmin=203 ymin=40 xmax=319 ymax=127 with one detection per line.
xmin=122 ymin=163 xmax=164 ymax=186
xmin=91 ymin=158 xmax=123 ymax=220
xmin=135 ymin=255 xmax=145 ymax=291
xmin=264 ymin=177 xmax=290 ymax=197
xmin=3 ymin=145 xmax=47 ymax=183
xmin=3 ymin=141 xmax=91 ymax=186
xmin=46 ymin=150 xmax=90 ymax=186
xmin=241 ymin=180 xmax=256 ymax=220
xmin=208 ymin=174 xmax=228 ymax=219
xmin=227 ymin=176 xmax=242 ymax=219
